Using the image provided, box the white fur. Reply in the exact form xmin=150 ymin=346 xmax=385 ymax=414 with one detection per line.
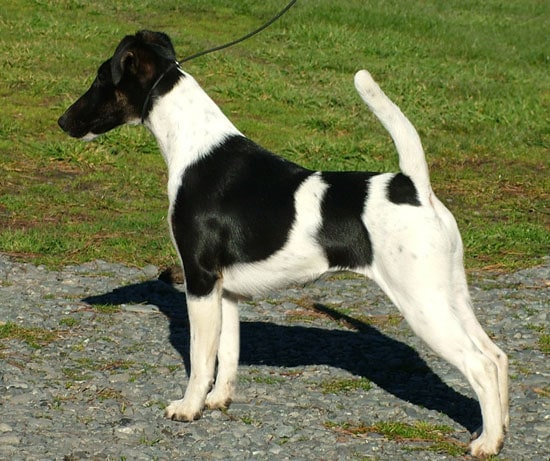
xmin=354 ymin=70 xmax=431 ymax=200
xmin=164 ymin=281 xmax=223 ymax=421
xmin=205 ymin=293 xmax=240 ymax=410
xmin=81 ymin=132 xmax=99 ymax=142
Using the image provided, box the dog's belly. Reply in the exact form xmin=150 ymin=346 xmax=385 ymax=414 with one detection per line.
xmin=219 ymin=170 xmax=380 ymax=297
xmin=222 ymin=247 xmax=331 ymax=297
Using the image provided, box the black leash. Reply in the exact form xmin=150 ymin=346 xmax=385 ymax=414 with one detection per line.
xmin=180 ymin=0 xmax=297 ymax=64
xmin=141 ymin=62 xmax=181 ymax=123
xmin=141 ymin=0 xmax=297 ymax=123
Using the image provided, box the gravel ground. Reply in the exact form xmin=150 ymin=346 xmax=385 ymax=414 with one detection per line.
xmin=0 ymin=255 xmax=548 ymax=460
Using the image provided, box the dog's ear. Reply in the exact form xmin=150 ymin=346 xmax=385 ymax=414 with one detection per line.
xmin=111 ymin=36 xmax=141 ymax=86
xmin=113 ymin=51 xmax=138 ymax=86
xmin=111 ymin=31 xmax=176 ymax=86
xmin=136 ymin=30 xmax=177 ymax=61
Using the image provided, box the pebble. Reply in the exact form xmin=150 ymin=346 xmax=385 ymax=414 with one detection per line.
xmin=0 ymin=435 xmax=20 ymax=446
xmin=0 ymin=255 xmax=548 ymax=460
xmin=121 ymin=303 xmax=161 ymax=314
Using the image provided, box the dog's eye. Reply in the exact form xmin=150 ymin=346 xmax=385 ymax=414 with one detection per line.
xmin=97 ymin=71 xmax=106 ymax=84
xmin=95 ymin=66 xmax=112 ymax=86
xmin=95 ymin=73 xmax=112 ymax=88
xmin=93 ymin=72 xmax=103 ymax=86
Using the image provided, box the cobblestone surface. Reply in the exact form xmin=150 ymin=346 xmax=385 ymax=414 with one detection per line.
xmin=0 ymin=255 xmax=548 ymax=460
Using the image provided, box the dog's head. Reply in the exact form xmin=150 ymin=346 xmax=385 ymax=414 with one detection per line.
xmin=58 ymin=30 xmax=179 ymax=139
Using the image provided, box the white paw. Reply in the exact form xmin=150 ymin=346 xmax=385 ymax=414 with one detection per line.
xmin=469 ymin=431 xmax=504 ymax=458
xmin=205 ymin=386 xmax=233 ymax=410
xmin=164 ymin=398 xmax=203 ymax=422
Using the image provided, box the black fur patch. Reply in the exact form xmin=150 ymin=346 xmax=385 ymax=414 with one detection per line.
xmin=317 ymin=171 xmax=377 ymax=269
xmin=387 ymin=173 xmax=421 ymax=206
xmin=171 ymin=135 xmax=311 ymax=297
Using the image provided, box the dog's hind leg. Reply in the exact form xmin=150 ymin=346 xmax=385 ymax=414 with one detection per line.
xmin=165 ymin=282 xmax=223 ymax=421
xmin=370 ymin=224 xmax=507 ymax=457
xmin=439 ymin=200 xmax=509 ymax=439
xmin=205 ymin=293 xmax=240 ymax=410
xmin=375 ymin=270 xmax=506 ymax=456
xmin=448 ymin=247 xmax=509 ymax=444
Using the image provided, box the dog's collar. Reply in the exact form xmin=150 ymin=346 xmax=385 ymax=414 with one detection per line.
xmin=141 ymin=61 xmax=180 ymax=124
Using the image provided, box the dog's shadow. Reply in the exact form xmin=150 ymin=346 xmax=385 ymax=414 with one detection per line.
xmin=83 ymin=279 xmax=481 ymax=433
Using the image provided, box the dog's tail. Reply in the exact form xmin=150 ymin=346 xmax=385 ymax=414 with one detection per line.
xmin=354 ymin=70 xmax=432 ymax=199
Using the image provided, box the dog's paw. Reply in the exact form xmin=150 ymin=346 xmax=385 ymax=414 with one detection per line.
xmin=205 ymin=383 xmax=234 ymax=410
xmin=470 ymin=425 xmax=482 ymax=441
xmin=164 ymin=398 xmax=203 ymax=422
xmin=205 ymin=391 xmax=232 ymax=410
xmin=469 ymin=431 xmax=504 ymax=458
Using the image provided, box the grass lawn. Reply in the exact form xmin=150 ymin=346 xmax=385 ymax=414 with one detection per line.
xmin=0 ymin=0 xmax=548 ymax=272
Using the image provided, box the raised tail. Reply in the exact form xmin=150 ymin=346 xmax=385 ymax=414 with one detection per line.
xmin=354 ymin=70 xmax=432 ymax=200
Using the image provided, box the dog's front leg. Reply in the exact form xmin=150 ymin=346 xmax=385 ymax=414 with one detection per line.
xmin=165 ymin=284 xmax=222 ymax=421
xmin=205 ymin=293 xmax=240 ymax=410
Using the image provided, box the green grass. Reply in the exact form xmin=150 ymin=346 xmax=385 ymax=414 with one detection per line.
xmin=320 ymin=377 xmax=372 ymax=395
xmin=0 ymin=321 xmax=60 ymax=349
xmin=325 ymin=420 xmax=467 ymax=456
xmin=539 ymin=333 xmax=550 ymax=355
xmin=0 ymin=0 xmax=548 ymax=271
xmin=92 ymin=303 xmax=122 ymax=314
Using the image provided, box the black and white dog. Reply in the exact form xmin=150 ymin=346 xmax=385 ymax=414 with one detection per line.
xmin=58 ymin=31 xmax=508 ymax=457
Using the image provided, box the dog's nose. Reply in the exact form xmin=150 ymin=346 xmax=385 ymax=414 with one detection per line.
xmin=58 ymin=113 xmax=68 ymax=132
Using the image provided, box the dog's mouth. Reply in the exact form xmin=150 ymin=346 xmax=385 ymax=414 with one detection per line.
xmin=79 ymin=132 xmax=101 ymax=142
xmin=57 ymin=112 xmax=88 ymax=139
xmin=58 ymin=125 xmax=97 ymax=141
xmin=57 ymin=111 xmax=115 ymax=141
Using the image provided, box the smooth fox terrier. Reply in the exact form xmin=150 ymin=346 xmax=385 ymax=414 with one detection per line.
xmin=58 ymin=30 xmax=508 ymax=457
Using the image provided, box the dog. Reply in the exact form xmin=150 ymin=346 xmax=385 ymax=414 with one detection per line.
xmin=58 ymin=30 xmax=509 ymax=457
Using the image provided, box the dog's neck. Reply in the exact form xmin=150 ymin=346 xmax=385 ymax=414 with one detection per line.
xmin=146 ymin=70 xmax=242 ymax=201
